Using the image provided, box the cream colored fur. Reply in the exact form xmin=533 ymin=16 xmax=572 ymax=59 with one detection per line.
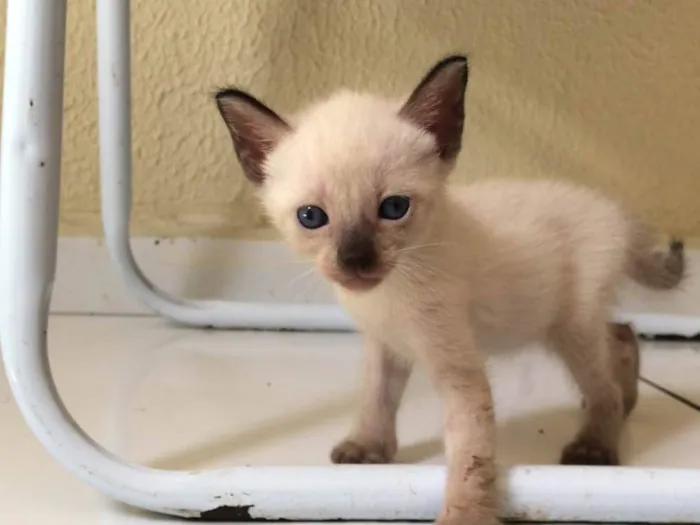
xmin=215 ymin=56 xmax=684 ymax=525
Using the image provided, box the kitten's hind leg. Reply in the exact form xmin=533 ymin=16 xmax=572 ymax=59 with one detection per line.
xmin=331 ymin=339 xmax=412 ymax=464
xmin=550 ymin=319 xmax=626 ymax=466
xmin=580 ymin=323 xmax=641 ymax=417
xmin=608 ymin=322 xmax=640 ymax=417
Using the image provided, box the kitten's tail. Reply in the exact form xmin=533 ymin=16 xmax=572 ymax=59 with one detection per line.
xmin=626 ymin=222 xmax=686 ymax=290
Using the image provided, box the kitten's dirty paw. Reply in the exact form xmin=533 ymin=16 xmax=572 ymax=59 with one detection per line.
xmin=560 ymin=437 xmax=619 ymax=466
xmin=330 ymin=438 xmax=396 ymax=464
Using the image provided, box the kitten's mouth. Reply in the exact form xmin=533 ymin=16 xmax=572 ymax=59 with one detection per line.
xmin=329 ymin=269 xmax=386 ymax=292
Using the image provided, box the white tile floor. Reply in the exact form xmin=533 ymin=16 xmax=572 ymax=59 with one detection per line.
xmin=1 ymin=315 xmax=700 ymax=524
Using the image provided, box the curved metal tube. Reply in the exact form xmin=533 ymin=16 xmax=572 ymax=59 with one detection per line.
xmin=96 ymin=0 xmax=352 ymax=331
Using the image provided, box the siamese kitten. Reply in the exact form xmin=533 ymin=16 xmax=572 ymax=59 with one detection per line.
xmin=214 ymin=55 xmax=685 ymax=525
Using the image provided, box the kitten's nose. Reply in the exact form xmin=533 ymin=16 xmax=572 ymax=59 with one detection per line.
xmin=337 ymin=227 xmax=378 ymax=274
xmin=338 ymin=249 xmax=377 ymax=273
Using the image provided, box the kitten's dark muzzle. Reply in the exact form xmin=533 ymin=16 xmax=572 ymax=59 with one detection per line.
xmin=338 ymin=248 xmax=377 ymax=274
xmin=334 ymin=226 xmax=386 ymax=291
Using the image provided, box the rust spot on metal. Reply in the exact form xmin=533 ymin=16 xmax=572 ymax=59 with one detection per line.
xmin=189 ymin=505 xmax=397 ymax=522
xmin=505 ymin=512 xmax=530 ymax=522
xmin=196 ymin=505 xmax=255 ymax=521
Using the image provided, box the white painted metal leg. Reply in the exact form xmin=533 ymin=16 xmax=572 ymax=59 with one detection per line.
xmin=96 ymin=0 xmax=351 ymax=331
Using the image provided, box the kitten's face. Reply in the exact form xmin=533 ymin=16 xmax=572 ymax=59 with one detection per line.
xmin=215 ymin=56 xmax=469 ymax=292
xmin=261 ymin=95 xmax=443 ymax=291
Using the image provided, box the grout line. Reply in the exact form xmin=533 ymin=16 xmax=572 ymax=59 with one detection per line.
xmin=639 ymin=376 xmax=700 ymax=413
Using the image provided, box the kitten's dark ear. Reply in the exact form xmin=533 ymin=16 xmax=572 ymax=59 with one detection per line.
xmin=399 ymin=55 xmax=469 ymax=162
xmin=215 ymin=88 xmax=291 ymax=185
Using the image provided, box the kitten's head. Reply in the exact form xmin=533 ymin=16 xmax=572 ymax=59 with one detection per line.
xmin=215 ymin=55 xmax=469 ymax=292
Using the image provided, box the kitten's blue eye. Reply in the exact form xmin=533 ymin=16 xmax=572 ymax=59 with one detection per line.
xmin=378 ymin=196 xmax=411 ymax=220
xmin=296 ymin=205 xmax=329 ymax=229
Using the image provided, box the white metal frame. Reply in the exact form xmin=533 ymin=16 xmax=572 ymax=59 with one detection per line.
xmin=96 ymin=0 xmax=351 ymax=332
xmin=3 ymin=0 xmax=700 ymax=521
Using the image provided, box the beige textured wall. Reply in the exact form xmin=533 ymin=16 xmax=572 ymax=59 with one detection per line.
xmin=0 ymin=1 xmax=699 ymax=238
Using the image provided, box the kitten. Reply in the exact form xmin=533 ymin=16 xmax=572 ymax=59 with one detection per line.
xmin=607 ymin=322 xmax=641 ymax=418
xmin=214 ymin=56 xmax=685 ymax=525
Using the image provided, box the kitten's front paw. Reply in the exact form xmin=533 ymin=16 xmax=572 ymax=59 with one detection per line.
xmin=560 ymin=436 xmax=619 ymax=466
xmin=330 ymin=438 xmax=396 ymax=464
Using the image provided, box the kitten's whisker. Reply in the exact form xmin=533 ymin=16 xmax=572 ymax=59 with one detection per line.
xmin=398 ymin=256 xmax=461 ymax=282
xmin=307 ymin=280 xmax=330 ymax=304
xmin=160 ymin=257 xmax=313 ymax=272
xmin=395 ymin=241 xmax=460 ymax=254
xmin=285 ymin=267 xmax=317 ymax=292
xmin=295 ymin=270 xmax=323 ymax=303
